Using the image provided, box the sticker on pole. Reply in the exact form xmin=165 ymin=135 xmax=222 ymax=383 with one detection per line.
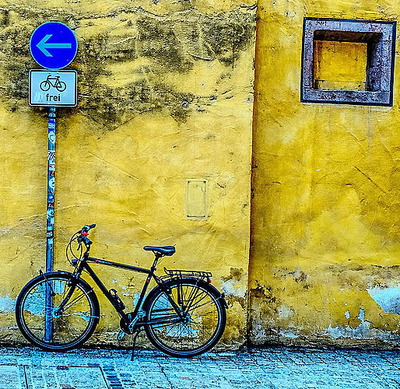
xmin=30 ymin=22 xmax=78 ymax=70
xmin=29 ymin=70 xmax=77 ymax=107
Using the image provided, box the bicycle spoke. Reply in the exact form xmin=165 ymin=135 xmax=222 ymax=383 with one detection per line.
xmin=62 ymin=291 xmax=87 ymax=311
xmin=185 ymin=290 xmax=209 ymax=314
xmin=191 ymin=300 xmax=214 ymax=315
xmin=182 ymin=282 xmax=199 ymax=309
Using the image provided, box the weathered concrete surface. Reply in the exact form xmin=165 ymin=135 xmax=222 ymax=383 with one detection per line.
xmin=250 ymin=0 xmax=400 ymax=348
xmin=0 ymin=1 xmax=256 ymax=347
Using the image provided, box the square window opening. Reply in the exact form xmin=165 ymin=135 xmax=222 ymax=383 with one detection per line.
xmin=301 ymin=18 xmax=396 ymax=106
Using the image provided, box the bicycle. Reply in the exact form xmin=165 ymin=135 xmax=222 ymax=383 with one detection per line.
xmin=15 ymin=224 xmax=227 ymax=357
xmin=40 ymin=75 xmax=67 ymax=92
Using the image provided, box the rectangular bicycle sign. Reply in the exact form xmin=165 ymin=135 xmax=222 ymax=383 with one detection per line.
xmin=29 ymin=69 xmax=77 ymax=107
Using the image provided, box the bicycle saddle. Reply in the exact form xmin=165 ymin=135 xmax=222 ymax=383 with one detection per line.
xmin=143 ymin=246 xmax=176 ymax=256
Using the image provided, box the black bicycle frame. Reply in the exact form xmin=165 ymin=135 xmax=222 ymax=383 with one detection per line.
xmin=72 ymin=254 xmax=183 ymax=327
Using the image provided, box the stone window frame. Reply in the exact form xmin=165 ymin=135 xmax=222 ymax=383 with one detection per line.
xmin=301 ymin=17 xmax=397 ymax=106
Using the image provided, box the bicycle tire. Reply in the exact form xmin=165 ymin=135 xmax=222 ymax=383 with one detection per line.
xmin=144 ymin=278 xmax=226 ymax=357
xmin=56 ymin=81 xmax=67 ymax=92
xmin=40 ymin=81 xmax=50 ymax=91
xmin=15 ymin=272 xmax=100 ymax=351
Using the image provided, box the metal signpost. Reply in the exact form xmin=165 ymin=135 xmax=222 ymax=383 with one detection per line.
xmin=29 ymin=22 xmax=78 ymax=341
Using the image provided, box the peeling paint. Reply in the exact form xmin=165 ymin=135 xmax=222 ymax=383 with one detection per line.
xmin=134 ymin=292 xmax=141 ymax=308
xmin=0 ymin=295 xmax=15 ymax=314
xmin=277 ymin=305 xmax=294 ymax=319
xmin=279 ymin=330 xmax=299 ymax=339
xmin=325 ymin=307 xmax=392 ymax=341
xmin=221 ymin=267 xmax=247 ymax=299
xmin=367 ymin=285 xmax=400 ymax=314
xmin=251 ymin=320 xmax=266 ymax=341
xmin=221 ymin=278 xmax=246 ymax=298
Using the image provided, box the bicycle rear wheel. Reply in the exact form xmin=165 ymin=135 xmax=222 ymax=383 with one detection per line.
xmin=39 ymin=80 xmax=50 ymax=91
xmin=15 ymin=272 xmax=99 ymax=351
xmin=144 ymin=278 xmax=226 ymax=357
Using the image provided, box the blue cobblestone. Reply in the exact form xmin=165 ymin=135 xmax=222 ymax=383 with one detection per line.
xmin=0 ymin=347 xmax=398 ymax=388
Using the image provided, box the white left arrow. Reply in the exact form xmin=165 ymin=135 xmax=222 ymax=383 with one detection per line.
xmin=37 ymin=34 xmax=72 ymax=57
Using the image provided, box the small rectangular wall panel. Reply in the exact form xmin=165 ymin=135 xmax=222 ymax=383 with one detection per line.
xmin=186 ymin=179 xmax=207 ymax=218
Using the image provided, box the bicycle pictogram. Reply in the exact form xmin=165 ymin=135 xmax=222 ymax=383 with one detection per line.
xmin=40 ymin=75 xmax=67 ymax=92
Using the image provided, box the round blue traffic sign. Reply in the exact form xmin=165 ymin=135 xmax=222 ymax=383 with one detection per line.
xmin=30 ymin=22 xmax=77 ymax=70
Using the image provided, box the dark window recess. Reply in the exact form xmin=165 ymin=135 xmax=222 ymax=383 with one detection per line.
xmin=301 ymin=18 xmax=396 ymax=106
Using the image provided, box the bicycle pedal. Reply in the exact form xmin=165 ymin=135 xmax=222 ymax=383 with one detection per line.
xmin=117 ymin=330 xmax=126 ymax=341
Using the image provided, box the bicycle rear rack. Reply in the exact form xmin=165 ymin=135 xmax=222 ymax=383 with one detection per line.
xmin=162 ymin=268 xmax=212 ymax=283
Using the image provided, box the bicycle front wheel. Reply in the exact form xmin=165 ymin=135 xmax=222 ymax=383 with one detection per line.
xmin=144 ymin=278 xmax=226 ymax=357
xmin=15 ymin=272 xmax=99 ymax=351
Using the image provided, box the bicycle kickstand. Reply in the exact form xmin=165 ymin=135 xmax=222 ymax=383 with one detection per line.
xmin=131 ymin=329 xmax=141 ymax=361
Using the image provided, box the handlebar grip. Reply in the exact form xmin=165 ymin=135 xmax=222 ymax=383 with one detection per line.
xmin=82 ymin=224 xmax=96 ymax=232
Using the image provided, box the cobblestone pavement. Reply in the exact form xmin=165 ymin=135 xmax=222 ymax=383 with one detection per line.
xmin=0 ymin=346 xmax=399 ymax=388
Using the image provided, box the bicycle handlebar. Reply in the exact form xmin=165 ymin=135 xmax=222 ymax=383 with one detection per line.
xmin=81 ymin=236 xmax=92 ymax=246
xmin=81 ymin=224 xmax=96 ymax=233
xmin=78 ymin=224 xmax=96 ymax=247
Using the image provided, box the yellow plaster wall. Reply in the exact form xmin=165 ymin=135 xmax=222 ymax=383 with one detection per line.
xmin=314 ymin=41 xmax=368 ymax=91
xmin=251 ymin=0 xmax=400 ymax=347
xmin=0 ymin=1 xmax=256 ymax=347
